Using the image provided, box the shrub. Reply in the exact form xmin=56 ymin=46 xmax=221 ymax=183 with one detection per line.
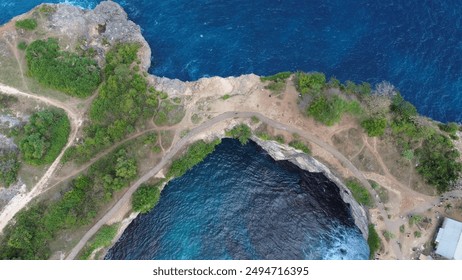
xmin=225 ymin=124 xmax=252 ymax=145
xmin=0 ymin=149 xmax=20 ymax=187
xmin=17 ymin=41 xmax=28 ymax=51
xmin=222 ymin=94 xmax=231 ymax=100
xmin=361 ymin=117 xmax=387 ymax=137
xmin=25 ymin=38 xmax=101 ymax=97
xmin=367 ymin=224 xmax=381 ymax=259
xmin=345 ymin=179 xmax=373 ymax=207
xmin=307 ymin=95 xmax=361 ymax=126
xmin=132 ymin=184 xmax=161 ymax=214
xmin=296 ymin=72 xmax=326 ymax=95
xmin=289 ymin=140 xmax=310 ymax=154
xmin=80 ymin=224 xmax=118 ymax=260
xmin=167 ymin=139 xmax=221 ymax=178
xmin=15 ymin=18 xmax=37 ymax=30
xmin=260 ymin=71 xmax=291 ymax=82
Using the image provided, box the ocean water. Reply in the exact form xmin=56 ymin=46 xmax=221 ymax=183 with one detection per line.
xmin=105 ymin=139 xmax=369 ymax=260
xmin=1 ymin=0 xmax=461 ymax=122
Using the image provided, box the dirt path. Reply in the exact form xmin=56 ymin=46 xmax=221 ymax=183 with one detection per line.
xmin=66 ymin=111 xmax=403 ymax=259
xmin=0 ymin=82 xmax=83 ymax=234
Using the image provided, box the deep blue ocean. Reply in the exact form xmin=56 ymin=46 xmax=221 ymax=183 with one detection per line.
xmin=105 ymin=139 xmax=369 ymax=260
xmin=1 ymin=0 xmax=461 ymax=122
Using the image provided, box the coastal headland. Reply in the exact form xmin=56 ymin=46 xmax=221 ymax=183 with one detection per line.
xmin=0 ymin=1 xmax=461 ymax=260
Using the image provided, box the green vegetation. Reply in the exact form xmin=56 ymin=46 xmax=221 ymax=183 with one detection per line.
xmin=261 ymin=72 xmax=292 ymax=95
xmin=225 ymin=124 xmax=252 ymax=145
xmin=0 ymin=149 xmax=20 ymax=187
xmin=191 ymin=114 xmax=202 ymax=124
xmin=367 ymin=224 xmax=381 ymax=259
xmin=17 ymin=41 xmax=28 ymax=51
xmin=167 ymin=139 xmax=221 ymax=178
xmin=153 ymin=99 xmax=184 ymax=126
xmin=132 ymin=183 xmax=161 ymax=214
xmin=0 ymin=95 xmax=18 ymax=109
xmin=0 ymin=145 xmax=138 ymax=259
xmin=80 ymin=224 xmax=118 ymax=260
xmin=344 ymin=81 xmax=372 ymax=96
xmin=345 ymin=179 xmax=373 ymax=207
xmin=15 ymin=18 xmax=37 ymax=30
xmin=408 ymin=215 xmax=423 ymax=227
xmin=69 ymin=43 xmax=161 ymax=162
xmin=399 ymin=225 xmax=405 ymax=233
xmin=222 ymin=94 xmax=231 ymax=100
xmin=289 ymin=140 xmax=310 ymax=154
xmin=19 ymin=109 xmax=70 ymax=165
xmin=361 ymin=117 xmax=387 ymax=137
xmin=25 ymin=38 xmax=101 ymax=97
xmin=274 ymin=134 xmax=285 ymax=144
xmin=416 ymin=134 xmax=462 ymax=193
xmin=296 ymin=72 xmax=326 ymax=95
xmin=251 ymin=116 xmax=260 ymax=124
xmin=307 ymin=95 xmax=362 ymax=126
xmin=383 ymin=230 xmax=395 ymax=242
xmin=414 ymin=231 xmax=422 ymax=238
xmin=369 ymin=180 xmax=389 ymax=203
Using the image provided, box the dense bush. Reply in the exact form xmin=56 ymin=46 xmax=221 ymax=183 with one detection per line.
xmin=15 ymin=18 xmax=37 ymax=30
xmin=0 ymin=149 xmax=20 ymax=187
xmin=225 ymin=124 xmax=252 ymax=145
xmin=361 ymin=117 xmax=387 ymax=137
xmin=296 ymin=72 xmax=326 ymax=95
xmin=70 ymin=43 xmax=160 ymax=162
xmin=307 ymin=95 xmax=361 ymax=126
xmin=167 ymin=139 xmax=221 ymax=178
xmin=367 ymin=224 xmax=381 ymax=259
xmin=345 ymin=179 xmax=373 ymax=207
xmin=416 ymin=134 xmax=462 ymax=193
xmin=25 ymin=38 xmax=101 ymax=97
xmin=132 ymin=183 xmax=161 ymax=214
xmin=19 ymin=109 xmax=70 ymax=165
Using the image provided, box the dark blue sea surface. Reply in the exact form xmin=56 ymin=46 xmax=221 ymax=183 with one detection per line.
xmin=1 ymin=0 xmax=462 ymax=122
xmin=105 ymin=139 xmax=368 ymax=260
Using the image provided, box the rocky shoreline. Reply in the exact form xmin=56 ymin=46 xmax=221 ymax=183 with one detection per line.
xmin=252 ymin=137 xmax=369 ymax=239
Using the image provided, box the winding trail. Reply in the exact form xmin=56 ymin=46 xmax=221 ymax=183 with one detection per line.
xmin=66 ymin=111 xmax=402 ymax=259
xmin=0 ymin=82 xmax=83 ymax=233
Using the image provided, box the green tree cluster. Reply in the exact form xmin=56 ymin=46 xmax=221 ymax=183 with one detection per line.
xmin=416 ymin=134 xmax=462 ymax=193
xmin=0 ymin=149 xmax=20 ymax=187
xmin=167 ymin=139 xmax=221 ymax=178
xmin=225 ymin=124 xmax=252 ymax=145
xmin=361 ymin=117 xmax=387 ymax=137
xmin=296 ymin=72 xmax=326 ymax=95
xmin=19 ymin=109 xmax=70 ymax=165
xmin=69 ymin=43 xmax=160 ymax=162
xmin=132 ymin=183 xmax=161 ymax=214
xmin=307 ymin=95 xmax=362 ymax=126
xmin=25 ymin=38 xmax=101 ymax=97
xmin=15 ymin=18 xmax=37 ymax=30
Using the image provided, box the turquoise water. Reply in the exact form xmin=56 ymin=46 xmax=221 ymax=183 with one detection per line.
xmin=105 ymin=139 xmax=369 ymax=260
xmin=1 ymin=0 xmax=461 ymax=122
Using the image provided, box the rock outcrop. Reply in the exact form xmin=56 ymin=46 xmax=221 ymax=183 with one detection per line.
xmin=46 ymin=1 xmax=151 ymax=70
xmin=252 ymin=137 xmax=369 ymax=239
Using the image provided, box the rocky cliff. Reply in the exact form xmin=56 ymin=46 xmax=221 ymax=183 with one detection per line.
xmin=252 ymin=137 xmax=369 ymax=239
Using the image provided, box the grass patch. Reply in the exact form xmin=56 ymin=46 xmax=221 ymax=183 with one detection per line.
xmin=383 ymin=230 xmax=395 ymax=242
xmin=367 ymin=224 xmax=381 ymax=259
xmin=222 ymin=94 xmax=231 ymax=100
xmin=17 ymin=41 xmax=28 ymax=51
xmin=307 ymin=95 xmax=362 ymax=126
xmin=79 ymin=224 xmax=118 ymax=260
xmin=15 ymin=18 xmax=37 ymax=30
xmin=345 ymin=179 xmax=373 ymax=207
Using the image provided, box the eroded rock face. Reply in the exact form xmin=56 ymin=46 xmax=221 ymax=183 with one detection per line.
xmin=252 ymin=137 xmax=369 ymax=239
xmin=47 ymin=1 xmax=151 ymax=70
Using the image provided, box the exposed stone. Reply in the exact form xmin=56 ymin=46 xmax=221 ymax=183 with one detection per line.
xmin=252 ymin=136 xmax=369 ymax=239
xmin=47 ymin=1 xmax=151 ymax=70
